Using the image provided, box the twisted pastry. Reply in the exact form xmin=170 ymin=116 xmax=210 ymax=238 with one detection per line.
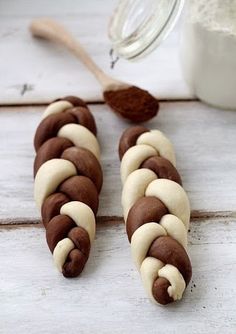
xmin=34 ymin=96 xmax=102 ymax=278
xmin=119 ymin=126 xmax=192 ymax=305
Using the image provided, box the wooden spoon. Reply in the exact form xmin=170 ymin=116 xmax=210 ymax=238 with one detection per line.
xmin=30 ymin=18 xmax=159 ymax=122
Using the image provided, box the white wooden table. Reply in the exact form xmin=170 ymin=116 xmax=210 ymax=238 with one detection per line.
xmin=0 ymin=1 xmax=236 ymax=333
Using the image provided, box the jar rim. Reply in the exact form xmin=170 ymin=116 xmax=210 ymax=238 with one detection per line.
xmin=109 ymin=0 xmax=185 ymax=60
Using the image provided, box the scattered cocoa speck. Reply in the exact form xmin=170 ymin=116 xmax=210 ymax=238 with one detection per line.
xmin=41 ymin=289 xmax=46 ymax=296
xmin=193 ymin=283 xmax=196 ymax=288
xmin=203 ymin=306 xmax=206 ymax=309
xmin=103 ymin=86 xmax=159 ymax=122
xmin=109 ymin=48 xmax=119 ymax=69
xmin=20 ymin=83 xmax=34 ymax=96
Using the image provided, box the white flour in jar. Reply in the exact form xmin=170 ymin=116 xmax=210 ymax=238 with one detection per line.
xmin=180 ymin=0 xmax=236 ymax=109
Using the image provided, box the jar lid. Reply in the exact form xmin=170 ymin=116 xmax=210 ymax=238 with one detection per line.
xmin=109 ymin=0 xmax=185 ymax=60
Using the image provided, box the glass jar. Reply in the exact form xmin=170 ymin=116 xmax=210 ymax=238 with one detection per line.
xmin=109 ymin=0 xmax=236 ymax=109
xmin=109 ymin=0 xmax=184 ymax=60
xmin=180 ymin=0 xmax=236 ymax=109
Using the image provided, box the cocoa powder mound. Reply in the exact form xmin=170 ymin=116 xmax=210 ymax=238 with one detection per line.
xmin=103 ymin=86 xmax=159 ymax=122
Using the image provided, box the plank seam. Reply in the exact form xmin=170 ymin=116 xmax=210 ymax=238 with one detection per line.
xmin=0 ymin=211 xmax=235 ymax=228
xmin=0 ymin=98 xmax=198 ymax=108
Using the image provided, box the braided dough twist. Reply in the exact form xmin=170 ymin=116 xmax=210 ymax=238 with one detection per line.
xmin=34 ymin=96 xmax=102 ymax=277
xmin=119 ymin=126 xmax=192 ymax=305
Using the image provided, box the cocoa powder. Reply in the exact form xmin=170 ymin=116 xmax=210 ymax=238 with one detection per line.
xmin=103 ymin=86 xmax=159 ymax=122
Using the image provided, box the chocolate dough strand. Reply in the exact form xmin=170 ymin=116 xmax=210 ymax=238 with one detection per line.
xmin=119 ymin=126 xmax=192 ymax=305
xmin=34 ymin=97 xmax=102 ymax=278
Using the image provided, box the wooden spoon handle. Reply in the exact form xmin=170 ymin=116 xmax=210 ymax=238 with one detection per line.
xmin=30 ymin=18 xmax=110 ymax=88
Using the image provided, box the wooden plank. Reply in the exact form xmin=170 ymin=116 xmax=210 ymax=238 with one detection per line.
xmin=0 ymin=0 xmax=192 ymax=104
xmin=0 ymin=102 xmax=236 ymax=223
xmin=0 ymin=218 xmax=235 ymax=333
